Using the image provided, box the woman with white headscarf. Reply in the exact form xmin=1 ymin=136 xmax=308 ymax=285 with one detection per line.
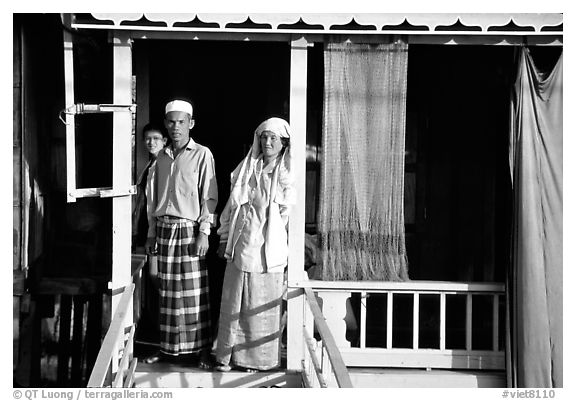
xmin=214 ymin=117 xmax=293 ymax=372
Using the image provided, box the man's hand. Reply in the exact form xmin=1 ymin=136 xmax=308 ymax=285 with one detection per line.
xmin=194 ymin=232 xmax=209 ymax=257
xmin=145 ymin=237 xmax=157 ymax=256
xmin=217 ymin=242 xmax=227 ymax=259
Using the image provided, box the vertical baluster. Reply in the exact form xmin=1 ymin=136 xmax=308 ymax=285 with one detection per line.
xmin=439 ymin=293 xmax=446 ymax=350
xmin=413 ymin=292 xmax=419 ymax=350
xmin=466 ymin=294 xmax=473 ymax=351
xmin=386 ymin=292 xmax=393 ymax=349
xmin=492 ymin=294 xmax=499 ymax=351
xmin=360 ymin=291 xmax=367 ymax=349
xmin=321 ymin=342 xmax=330 ymax=387
xmin=304 ymin=293 xmax=314 ymax=339
xmin=111 ymin=343 xmax=119 ymax=386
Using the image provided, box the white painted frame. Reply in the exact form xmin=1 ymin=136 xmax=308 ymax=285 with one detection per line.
xmin=110 ymin=31 xmax=134 ymax=324
xmin=286 ymin=36 xmax=308 ymax=371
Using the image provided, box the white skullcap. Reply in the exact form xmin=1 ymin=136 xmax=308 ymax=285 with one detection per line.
xmin=165 ymin=100 xmax=193 ymax=116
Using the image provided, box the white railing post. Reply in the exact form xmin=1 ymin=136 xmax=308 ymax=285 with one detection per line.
xmin=360 ymin=291 xmax=367 ymax=348
xmin=439 ymin=293 xmax=446 ymax=350
xmin=110 ymin=31 xmax=133 ymax=327
xmin=386 ymin=292 xmax=394 ymax=349
xmin=413 ymin=292 xmax=420 ymax=349
xmin=287 ymin=35 xmax=308 ymax=371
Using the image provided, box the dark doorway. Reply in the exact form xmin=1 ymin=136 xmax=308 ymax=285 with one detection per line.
xmin=404 ymin=44 xmax=517 ymax=282
xmin=132 ymin=39 xmax=291 ymax=346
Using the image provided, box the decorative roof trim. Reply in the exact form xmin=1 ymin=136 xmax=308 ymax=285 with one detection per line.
xmin=70 ymin=13 xmax=562 ymax=35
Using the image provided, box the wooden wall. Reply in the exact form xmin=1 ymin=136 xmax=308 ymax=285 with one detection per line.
xmin=13 ymin=14 xmax=112 ymax=387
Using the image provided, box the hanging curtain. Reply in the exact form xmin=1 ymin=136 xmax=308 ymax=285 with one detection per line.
xmin=318 ymin=38 xmax=409 ymax=281
xmin=507 ymin=47 xmax=562 ymax=388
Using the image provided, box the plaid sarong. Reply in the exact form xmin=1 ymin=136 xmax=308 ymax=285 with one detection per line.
xmin=156 ymin=216 xmax=211 ymax=355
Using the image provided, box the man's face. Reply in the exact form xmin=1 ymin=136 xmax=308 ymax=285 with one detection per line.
xmin=260 ymin=130 xmax=284 ymax=160
xmin=144 ymin=130 xmax=167 ymax=155
xmin=164 ymin=111 xmax=194 ymax=143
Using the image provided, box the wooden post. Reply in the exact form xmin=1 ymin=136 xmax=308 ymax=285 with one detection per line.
xmin=439 ymin=293 xmax=446 ymax=350
xmin=360 ymin=291 xmax=367 ymax=348
xmin=492 ymin=294 xmax=499 ymax=351
xmin=134 ymin=43 xmax=150 ymax=185
xmin=413 ymin=292 xmax=420 ymax=349
xmin=110 ymin=31 xmax=134 ymax=327
xmin=287 ymin=36 xmax=307 ymax=371
xmin=63 ymin=30 xmax=76 ymax=203
xmin=466 ymin=293 xmax=473 ymax=351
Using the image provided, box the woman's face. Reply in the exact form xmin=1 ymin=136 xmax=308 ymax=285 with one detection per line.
xmin=260 ymin=130 xmax=284 ymax=160
xmin=144 ymin=130 xmax=167 ymax=155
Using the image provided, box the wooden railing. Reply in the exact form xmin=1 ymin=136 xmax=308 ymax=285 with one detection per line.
xmin=87 ymin=283 xmax=137 ymax=387
xmin=295 ymin=280 xmax=505 ymax=370
xmin=87 ymin=254 xmax=146 ymax=388
xmin=301 ymin=287 xmax=353 ymax=388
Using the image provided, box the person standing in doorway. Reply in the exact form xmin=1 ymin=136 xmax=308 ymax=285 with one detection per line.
xmin=132 ymin=123 xmax=168 ymax=250
xmin=144 ymin=99 xmax=218 ymax=369
xmin=214 ymin=117 xmax=293 ymax=372
xmin=132 ymin=123 xmax=168 ymax=345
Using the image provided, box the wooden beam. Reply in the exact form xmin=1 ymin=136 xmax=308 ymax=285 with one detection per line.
xmin=304 ymin=288 xmax=353 ymax=388
xmin=88 ymin=284 xmax=134 ymax=388
xmin=286 ymin=35 xmax=307 ymax=371
xmin=62 ymin=30 xmax=76 ymax=203
xmin=134 ymin=42 xmax=150 ymax=184
xmin=112 ymin=324 xmax=135 ymax=387
xmin=110 ymin=31 xmax=134 ymax=325
xmin=413 ymin=292 xmax=420 ymax=350
xmin=290 ymin=279 xmax=505 ymax=293
xmin=340 ymin=348 xmax=505 ymax=370
xmin=360 ymin=291 xmax=367 ymax=349
xmin=386 ymin=292 xmax=393 ymax=349
xmin=439 ymin=293 xmax=446 ymax=351
xmin=71 ymin=297 xmax=85 ymax=386
xmin=303 ymin=330 xmax=328 ymax=388
xmin=466 ymin=294 xmax=473 ymax=351
xmin=492 ymin=294 xmax=499 ymax=351
xmin=57 ymin=295 xmax=72 ymax=385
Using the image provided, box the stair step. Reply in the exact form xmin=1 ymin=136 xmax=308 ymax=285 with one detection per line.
xmin=134 ymin=363 xmax=301 ymax=388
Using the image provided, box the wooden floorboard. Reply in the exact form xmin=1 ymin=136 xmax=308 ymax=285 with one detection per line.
xmin=134 ymin=362 xmax=504 ymax=388
xmin=134 ymin=363 xmax=300 ymax=388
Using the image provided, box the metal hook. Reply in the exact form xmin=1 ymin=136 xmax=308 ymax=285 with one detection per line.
xmin=58 ymin=104 xmax=77 ymax=125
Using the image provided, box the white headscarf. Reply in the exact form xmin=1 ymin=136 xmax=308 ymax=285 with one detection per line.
xmin=223 ymin=117 xmax=294 ymax=271
xmin=229 ymin=117 xmax=293 ymax=207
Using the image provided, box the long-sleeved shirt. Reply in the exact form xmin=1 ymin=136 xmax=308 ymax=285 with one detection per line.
xmin=218 ymin=156 xmax=289 ymax=273
xmin=146 ymin=138 xmax=218 ymax=238
xmin=132 ymin=156 xmax=156 ymax=245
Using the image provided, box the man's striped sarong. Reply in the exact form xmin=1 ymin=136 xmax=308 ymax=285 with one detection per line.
xmin=156 ymin=216 xmax=211 ymax=355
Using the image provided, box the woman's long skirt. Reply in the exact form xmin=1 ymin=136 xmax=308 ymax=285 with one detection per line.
xmin=215 ymin=262 xmax=284 ymax=370
xmin=157 ymin=216 xmax=211 ymax=355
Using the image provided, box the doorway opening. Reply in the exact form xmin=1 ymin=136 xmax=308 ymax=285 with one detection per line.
xmin=132 ymin=39 xmax=291 ymax=348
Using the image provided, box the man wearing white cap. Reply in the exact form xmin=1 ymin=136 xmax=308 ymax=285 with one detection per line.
xmin=144 ymin=99 xmax=218 ymax=368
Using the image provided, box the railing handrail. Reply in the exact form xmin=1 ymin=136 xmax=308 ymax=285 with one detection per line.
xmin=87 ymin=283 xmax=135 ymax=388
xmin=303 ymin=287 xmax=353 ymax=388
xmin=292 ymin=279 xmax=504 ymax=293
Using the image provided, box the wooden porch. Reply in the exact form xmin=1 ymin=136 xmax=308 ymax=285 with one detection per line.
xmin=132 ymin=365 xmax=504 ymax=388
xmin=85 ymin=254 xmax=506 ymax=388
